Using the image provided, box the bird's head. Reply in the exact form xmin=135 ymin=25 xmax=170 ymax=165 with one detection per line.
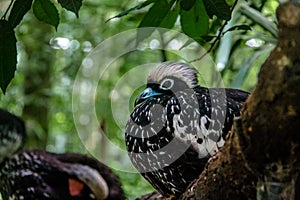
xmin=134 ymin=61 xmax=198 ymax=106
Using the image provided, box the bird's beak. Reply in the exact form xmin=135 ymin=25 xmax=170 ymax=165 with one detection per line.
xmin=134 ymin=87 xmax=162 ymax=106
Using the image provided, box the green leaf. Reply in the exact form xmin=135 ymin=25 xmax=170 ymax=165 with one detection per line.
xmin=0 ymin=20 xmax=17 ymax=94
xmin=180 ymin=0 xmax=209 ymax=42
xmin=106 ymin=0 xmax=155 ymax=22
xmin=137 ymin=0 xmax=177 ymax=43
xmin=58 ymin=0 xmax=82 ymax=18
xmin=139 ymin=0 xmax=172 ymax=28
xmin=33 ymin=0 xmax=59 ymax=29
xmin=180 ymin=0 xmax=196 ymax=11
xmin=203 ymin=0 xmax=231 ymax=20
xmin=160 ymin=1 xmax=180 ymax=29
xmin=8 ymin=0 xmax=33 ymax=28
xmin=223 ymin=24 xmax=252 ymax=34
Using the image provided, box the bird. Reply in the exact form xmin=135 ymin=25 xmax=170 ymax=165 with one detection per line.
xmin=0 ymin=109 xmax=26 ymax=163
xmin=0 ymin=109 xmax=125 ymax=200
xmin=125 ymin=61 xmax=249 ymax=198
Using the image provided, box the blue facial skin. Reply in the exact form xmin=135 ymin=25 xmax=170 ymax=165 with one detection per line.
xmin=134 ymin=87 xmax=162 ymax=106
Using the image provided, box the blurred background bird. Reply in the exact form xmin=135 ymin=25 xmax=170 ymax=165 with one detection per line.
xmin=125 ymin=61 xmax=249 ymax=198
xmin=0 ymin=109 xmax=125 ymax=200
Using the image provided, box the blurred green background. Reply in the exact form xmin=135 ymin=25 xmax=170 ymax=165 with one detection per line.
xmin=0 ymin=0 xmax=279 ymax=199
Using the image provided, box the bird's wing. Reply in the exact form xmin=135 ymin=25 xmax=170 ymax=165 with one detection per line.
xmin=225 ymin=88 xmax=250 ymax=107
xmin=169 ymin=90 xmax=225 ymax=159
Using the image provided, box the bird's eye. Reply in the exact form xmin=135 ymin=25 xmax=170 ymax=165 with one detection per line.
xmin=159 ymin=78 xmax=174 ymax=90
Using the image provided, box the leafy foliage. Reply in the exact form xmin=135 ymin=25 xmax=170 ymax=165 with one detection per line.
xmin=180 ymin=0 xmax=209 ymax=41
xmin=159 ymin=1 xmax=180 ymax=29
xmin=0 ymin=20 xmax=17 ymax=93
xmin=137 ymin=0 xmax=177 ymax=43
xmin=0 ymin=0 xmax=83 ymax=94
xmin=111 ymin=0 xmax=233 ymax=43
xmin=33 ymin=0 xmax=60 ymax=29
xmin=138 ymin=0 xmax=173 ymax=27
xmin=203 ymin=0 xmax=231 ymax=20
xmin=180 ymin=0 xmax=196 ymax=11
xmin=58 ymin=0 xmax=82 ymax=18
xmin=106 ymin=0 xmax=155 ymax=22
xmin=8 ymin=0 xmax=33 ymax=28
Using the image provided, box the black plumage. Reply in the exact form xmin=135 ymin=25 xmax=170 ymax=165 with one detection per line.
xmin=125 ymin=62 xmax=249 ymax=198
xmin=0 ymin=109 xmax=125 ymax=200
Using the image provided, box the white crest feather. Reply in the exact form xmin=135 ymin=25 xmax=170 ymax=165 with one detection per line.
xmin=147 ymin=61 xmax=198 ymax=88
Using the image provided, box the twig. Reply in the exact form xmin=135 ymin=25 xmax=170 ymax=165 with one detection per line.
xmin=189 ymin=0 xmax=239 ymax=63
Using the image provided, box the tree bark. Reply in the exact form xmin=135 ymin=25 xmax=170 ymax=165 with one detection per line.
xmin=139 ymin=2 xmax=300 ymax=199
xmin=191 ymin=2 xmax=300 ymax=199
